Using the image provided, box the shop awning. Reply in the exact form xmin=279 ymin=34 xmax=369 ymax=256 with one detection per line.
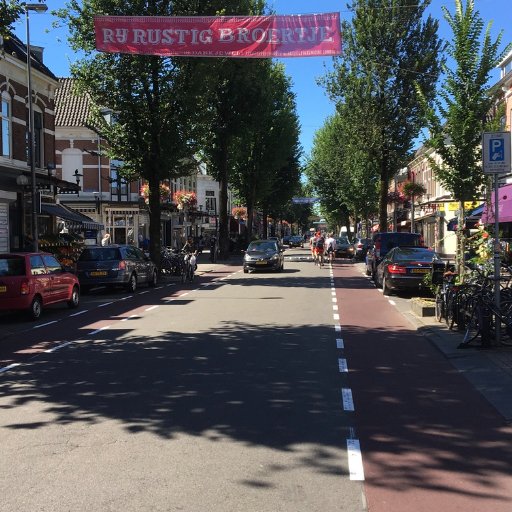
xmin=481 ymin=184 xmax=512 ymax=224
xmin=40 ymin=203 xmax=104 ymax=230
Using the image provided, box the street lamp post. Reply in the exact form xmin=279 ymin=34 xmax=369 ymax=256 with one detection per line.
xmin=25 ymin=2 xmax=48 ymax=252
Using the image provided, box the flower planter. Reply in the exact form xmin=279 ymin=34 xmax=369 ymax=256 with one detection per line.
xmin=410 ymin=297 xmax=435 ymax=317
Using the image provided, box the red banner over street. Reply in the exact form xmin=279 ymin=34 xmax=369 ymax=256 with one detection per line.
xmin=94 ymin=13 xmax=341 ymax=58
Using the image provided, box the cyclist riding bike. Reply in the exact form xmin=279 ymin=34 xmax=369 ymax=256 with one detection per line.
xmin=312 ymin=232 xmax=326 ymax=267
xmin=181 ymin=236 xmax=198 ymax=281
xmin=325 ymin=233 xmax=336 ymax=263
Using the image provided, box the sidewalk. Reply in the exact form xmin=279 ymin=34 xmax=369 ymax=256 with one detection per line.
xmin=404 ymin=300 xmax=512 ymax=423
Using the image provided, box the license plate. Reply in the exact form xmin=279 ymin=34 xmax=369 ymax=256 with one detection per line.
xmin=0 ymin=285 xmax=6 ymax=293
xmin=411 ymin=268 xmax=429 ymax=274
xmin=90 ymin=271 xmax=107 ymax=276
xmin=255 ymin=261 xmax=267 ymax=265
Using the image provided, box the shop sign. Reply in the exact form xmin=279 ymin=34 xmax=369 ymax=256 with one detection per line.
xmin=447 ymin=201 xmax=478 ymax=211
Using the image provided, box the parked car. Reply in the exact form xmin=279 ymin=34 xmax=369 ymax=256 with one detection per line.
xmin=0 ymin=252 xmax=80 ymax=320
xmin=243 ymin=240 xmax=284 ymax=273
xmin=282 ymin=235 xmax=292 ymax=245
xmin=375 ymin=246 xmax=444 ymax=295
xmin=288 ymin=235 xmax=304 ymax=248
xmin=76 ymin=244 xmax=158 ymax=293
xmin=335 ymin=237 xmax=355 ymax=258
xmin=366 ymin=232 xmax=424 ymax=278
xmin=352 ymin=237 xmax=371 ymax=261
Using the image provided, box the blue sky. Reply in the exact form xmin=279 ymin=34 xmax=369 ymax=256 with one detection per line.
xmin=14 ymin=0 xmax=512 ymax=159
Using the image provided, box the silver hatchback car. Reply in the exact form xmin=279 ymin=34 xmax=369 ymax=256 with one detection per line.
xmin=76 ymin=244 xmax=158 ymax=293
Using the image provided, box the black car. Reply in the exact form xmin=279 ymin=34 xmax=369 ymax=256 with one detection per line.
xmin=352 ymin=237 xmax=371 ymax=261
xmin=243 ymin=240 xmax=284 ymax=273
xmin=288 ymin=235 xmax=304 ymax=248
xmin=366 ymin=232 xmax=423 ymax=278
xmin=335 ymin=237 xmax=355 ymax=258
xmin=375 ymin=246 xmax=443 ymax=295
xmin=76 ymin=244 xmax=158 ymax=293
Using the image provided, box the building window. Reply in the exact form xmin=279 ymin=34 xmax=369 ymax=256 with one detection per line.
xmin=205 ymin=197 xmax=217 ymax=214
xmin=1 ymin=94 xmax=11 ymax=158
xmin=34 ymin=110 xmax=43 ymax=168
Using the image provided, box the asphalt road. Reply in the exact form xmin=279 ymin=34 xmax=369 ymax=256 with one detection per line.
xmin=2 ymin=249 xmax=511 ymax=512
xmin=0 ymin=254 xmax=366 ymax=512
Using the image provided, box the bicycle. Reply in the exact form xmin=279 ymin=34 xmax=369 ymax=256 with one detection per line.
xmin=458 ymin=265 xmax=512 ymax=348
xmin=182 ymin=252 xmax=197 ymax=282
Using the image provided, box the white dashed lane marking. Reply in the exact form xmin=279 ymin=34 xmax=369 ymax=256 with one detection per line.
xmin=336 ymin=338 xmax=344 ymax=349
xmin=341 ymin=388 xmax=355 ymax=411
xmin=347 ymin=439 xmax=365 ymax=480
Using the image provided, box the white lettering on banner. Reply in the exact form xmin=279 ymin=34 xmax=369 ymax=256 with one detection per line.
xmin=103 ymin=26 xmax=335 ymax=46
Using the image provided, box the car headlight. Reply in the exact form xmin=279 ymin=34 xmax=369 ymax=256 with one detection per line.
xmin=271 ymin=254 xmax=279 ymax=260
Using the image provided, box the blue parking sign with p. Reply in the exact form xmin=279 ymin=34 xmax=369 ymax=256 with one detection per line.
xmin=490 ymin=138 xmax=505 ymax=161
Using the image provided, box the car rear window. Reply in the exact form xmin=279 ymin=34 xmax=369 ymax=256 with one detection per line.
xmin=375 ymin=233 xmax=421 ymax=252
xmin=78 ymin=248 xmax=122 ymax=261
xmin=393 ymin=248 xmax=436 ymax=262
xmin=248 ymin=242 xmax=277 ymax=251
xmin=0 ymin=257 xmax=25 ymax=276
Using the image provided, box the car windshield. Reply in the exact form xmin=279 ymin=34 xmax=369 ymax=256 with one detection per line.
xmin=0 ymin=257 xmax=25 ymax=276
xmin=337 ymin=238 xmax=350 ymax=244
xmin=393 ymin=248 xmax=436 ymax=262
xmin=248 ymin=242 xmax=277 ymax=252
xmin=78 ymin=248 xmax=122 ymax=261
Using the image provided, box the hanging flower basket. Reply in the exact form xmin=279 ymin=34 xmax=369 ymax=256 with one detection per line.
xmin=173 ymin=190 xmax=197 ymax=210
xmin=402 ymin=181 xmax=426 ymax=198
xmin=232 ymin=206 xmax=247 ymax=220
xmin=387 ymin=191 xmax=405 ymax=203
xmin=140 ymin=183 xmax=172 ymax=204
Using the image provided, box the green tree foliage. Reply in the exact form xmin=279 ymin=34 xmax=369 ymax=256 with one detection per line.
xmin=229 ymin=61 xmax=301 ymax=242
xmin=422 ymin=0 xmax=510 ymax=202
xmin=420 ymin=0 xmax=511 ymax=273
xmin=57 ymin=0 xmax=214 ymax=266
xmin=0 ymin=0 xmax=23 ymax=39
xmin=198 ymin=0 xmax=268 ymax=258
xmin=324 ymin=0 xmax=442 ymax=233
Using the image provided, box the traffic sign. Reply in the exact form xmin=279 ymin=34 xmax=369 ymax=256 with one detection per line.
xmin=482 ymin=131 xmax=511 ymax=174
xmin=292 ymin=197 xmax=319 ymax=204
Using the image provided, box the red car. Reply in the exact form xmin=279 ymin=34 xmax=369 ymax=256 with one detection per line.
xmin=0 ymin=252 xmax=80 ymax=320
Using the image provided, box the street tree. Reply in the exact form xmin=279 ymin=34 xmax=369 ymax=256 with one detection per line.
xmin=420 ymin=0 xmax=511 ymax=271
xmin=198 ymin=0 xmax=267 ymax=258
xmin=323 ymin=0 xmax=442 ymax=233
xmin=0 ymin=0 xmax=23 ymax=39
xmin=56 ymin=0 xmax=211 ymax=267
xmin=229 ymin=61 xmax=301 ymax=242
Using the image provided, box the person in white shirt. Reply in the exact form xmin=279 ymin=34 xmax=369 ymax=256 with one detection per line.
xmin=325 ymin=233 xmax=337 ymax=263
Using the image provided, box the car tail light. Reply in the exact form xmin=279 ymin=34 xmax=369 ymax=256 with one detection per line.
xmin=20 ymin=280 xmax=30 ymax=295
xmin=387 ymin=264 xmax=407 ymax=274
xmin=118 ymin=260 xmax=127 ymax=271
xmin=357 ymin=243 xmax=363 ymax=249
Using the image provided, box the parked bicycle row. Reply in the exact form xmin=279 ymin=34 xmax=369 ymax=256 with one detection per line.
xmin=434 ymin=262 xmax=512 ymax=349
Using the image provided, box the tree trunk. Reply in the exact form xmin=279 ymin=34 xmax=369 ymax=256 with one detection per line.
xmin=218 ymin=137 xmax=229 ymax=260
xmin=379 ymin=175 xmax=389 ymax=233
xmin=148 ymin=171 xmax=162 ymax=269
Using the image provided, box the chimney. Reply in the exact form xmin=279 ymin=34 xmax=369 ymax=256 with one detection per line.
xmin=30 ymin=45 xmax=44 ymax=62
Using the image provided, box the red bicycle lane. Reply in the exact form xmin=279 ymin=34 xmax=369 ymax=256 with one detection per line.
xmin=331 ymin=260 xmax=512 ymax=512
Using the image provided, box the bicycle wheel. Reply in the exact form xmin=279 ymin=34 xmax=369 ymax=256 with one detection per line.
xmin=461 ymin=297 xmax=481 ymax=345
xmin=445 ymin=290 xmax=456 ymax=330
xmin=499 ymin=300 xmax=512 ymax=346
xmin=435 ymin=291 xmax=444 ymax=322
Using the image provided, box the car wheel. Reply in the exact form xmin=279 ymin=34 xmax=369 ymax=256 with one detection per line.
xmin=382 ymin=275 xmax=391 ymax=295
xmin=243 ymin=268 xmax=248 ymax=273
xmin=29 ymin=296 xmax=43 ymax=320
xmin=126 ymin=273 xmax=137 ymax=293
xmin=149 ymin=270 xmax=158 ymax=287
xmin=67 ymin=286 xmax=80 ymax=308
